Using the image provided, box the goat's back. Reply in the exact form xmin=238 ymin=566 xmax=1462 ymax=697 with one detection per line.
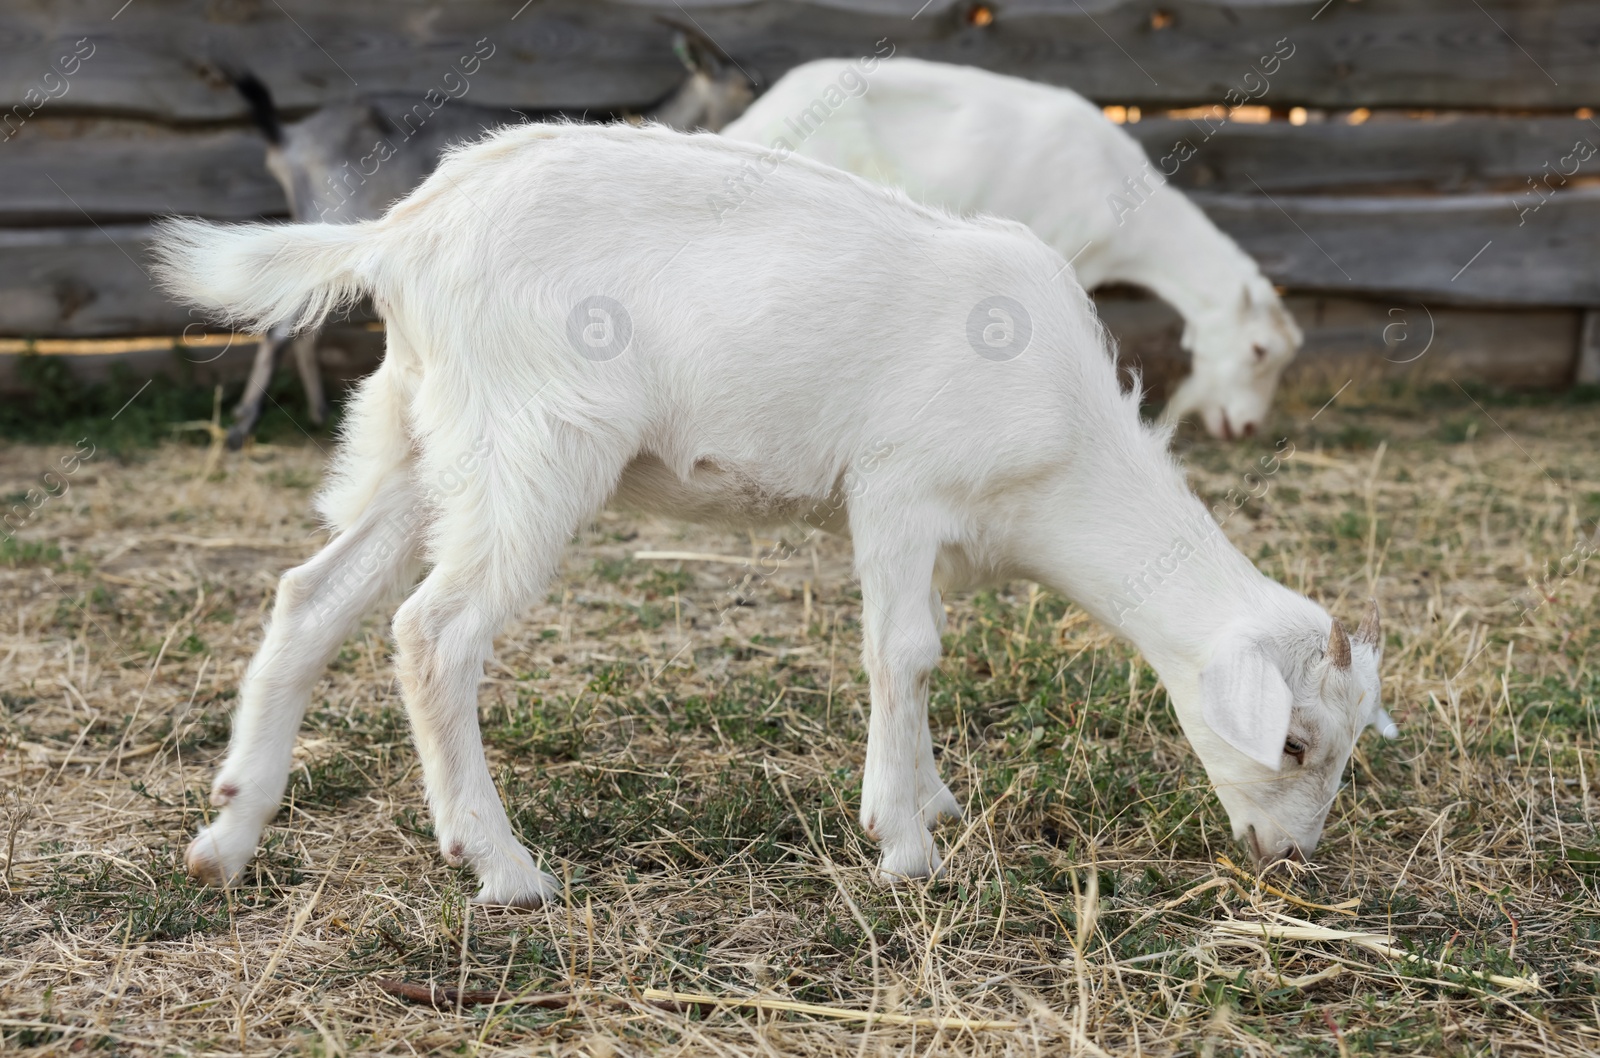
xmin=372 ymin=124 xmax=1130 ymax=492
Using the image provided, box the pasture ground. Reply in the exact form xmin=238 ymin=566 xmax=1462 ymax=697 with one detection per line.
xmin=1 ymin=377 xmax=1598 ymax=1056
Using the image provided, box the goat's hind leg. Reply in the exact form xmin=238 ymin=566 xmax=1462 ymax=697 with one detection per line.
xmin=391 ymin=426 xmax=632 ymax=907
xmin=227 ymin=325 xmax=290 ymax=450
xmin=393 ymin=566 xmax=560 ymax=908
xmin=185 ymin=472 xmax=420 ymax=886
xmin=290 ymin=330 xmax=329 ymax=426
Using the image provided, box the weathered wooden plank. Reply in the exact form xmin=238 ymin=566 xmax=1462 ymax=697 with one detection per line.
xmin=1098 ymin=293 xmax=1581 ymax=397
xmin=1579 ymin=311 xmax=1600 ymax=384
xmin=8 ymin=109 xmax=1596 ymax=227
xmin=4 ymin=187 xmax=1597 ymax=337
xmin=2 ymin=1 xmax=1599 ymax=124
xmin=1127 ymin=116 xmax=1600 ymax=195
xmin=1194 ymin=187 xmax=1600 ymax=307
xmin=9 ymin=111 xmax=1598 ymax=224
xmin=0 ymin=0 xmax=719 ymax=126
xmin=0 ymin=224 xmax=392 ymax=336
xmin=0 ymin=119 xmax=287 ymax=225
xmin=0 ymin=225 xmax=181 ymax=336
xmin=1280 ymin=297 xmax=1580 ymax=391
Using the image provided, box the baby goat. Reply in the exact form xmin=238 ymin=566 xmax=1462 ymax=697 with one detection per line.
xmin=223 ymin=28 xmax=755 ymax=448
xmin=154 ymin=123 xmax=1392 ymax=908
xmin=721 ymin=57 xmax=1303 ymax=440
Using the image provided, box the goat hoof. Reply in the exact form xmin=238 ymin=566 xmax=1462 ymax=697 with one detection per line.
xmin=921 ymin=783 xmax=962 ymax=825
xmin=876 ymin=840 xmax=945 ymax=885
xmin=184 ymin=823 xmax=256 ymax=888
xmin=472 ymin=870 xmax=561 ymax=910
xmin=470 ymin=853 xmax=561 ymax=909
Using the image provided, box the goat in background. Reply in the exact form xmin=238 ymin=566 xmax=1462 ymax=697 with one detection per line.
xmin=722 ymin=57 xmax=1303 ymax=440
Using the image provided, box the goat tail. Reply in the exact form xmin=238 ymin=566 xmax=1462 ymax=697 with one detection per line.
xmin=151 ymin=217 xmax=381 ymax=335
xmin=228 ymin=71 xmax=283 ymax=145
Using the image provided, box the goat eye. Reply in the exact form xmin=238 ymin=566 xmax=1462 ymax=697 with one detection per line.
xmin=1284 ymin=737 xmax=1307 ymax=763
xmin=1252 ymin=344 xmax=1269 ymax=362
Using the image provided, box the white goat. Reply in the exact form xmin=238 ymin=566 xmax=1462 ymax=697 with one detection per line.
xmin=153 ymin=123 xmax=1391 ymax=908
xmin=721 ymin=57 xmax=1303 ymax=440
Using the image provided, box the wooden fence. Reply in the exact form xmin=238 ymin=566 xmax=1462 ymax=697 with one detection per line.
xmin=3 ymin=0 xmax=1599 ymax=391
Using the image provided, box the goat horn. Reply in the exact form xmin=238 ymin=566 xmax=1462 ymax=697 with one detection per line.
xmin=1355 ymin=597 xmax=1381 ymax=647
xmin=1327 ymin=619 xmax=1351 ymax=669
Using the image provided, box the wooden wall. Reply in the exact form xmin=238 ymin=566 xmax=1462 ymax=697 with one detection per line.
xmin=3 ymin=0 xmax=1598 ymax=388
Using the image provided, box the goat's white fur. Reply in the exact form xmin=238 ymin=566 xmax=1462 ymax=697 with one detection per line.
xmin=721 ymin=57 xmax=1304 ymax=439
xmin=154 ymin=122 xmax=1380 ymax=906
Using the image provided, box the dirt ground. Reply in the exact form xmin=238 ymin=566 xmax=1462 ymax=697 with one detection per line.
xmin=1 ymin=379 xmax=1597 ymax=1056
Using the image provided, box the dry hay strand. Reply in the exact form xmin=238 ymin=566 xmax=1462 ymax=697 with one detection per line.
xmin=376 ymin=976 xmax=1023 ymax=1030
xmin=1210 ymin=912 xmax=1542 ymax=994
xmin=1215 ymin=854 xmax=1360 ymax=916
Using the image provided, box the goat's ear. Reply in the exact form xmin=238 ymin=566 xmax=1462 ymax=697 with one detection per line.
xmin=671 ymin=30 xmax=721 ymax=76
xmin=658 ymin=14 xmax=731 ymax=74
xmin=1199 ymin=646 xmax=1293 ymax=770
xmin=671 ymin=32 xmax=698 ymax=72
xmin=1354 ymin=598 xmax=1381 ymax=650
xmin=1369 ymin=706 xmax=1400 ymax=740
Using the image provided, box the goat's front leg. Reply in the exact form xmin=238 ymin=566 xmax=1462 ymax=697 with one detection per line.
xmin=855 ymin=537 xmax=950 ymax=881
xmin=917 ymin=588 xmax=962 ymax=826
xmin=186 ymin=472 xmax=421 ymax=885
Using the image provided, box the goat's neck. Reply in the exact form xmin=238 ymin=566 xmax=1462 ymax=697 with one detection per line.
xmin=1118 ymin=195 xmax=1258 ymax=339
xmin=646 ymin=75 xmax=709 ymax=130
xmin=1030 ymin=440 xmax=1286 ymax=694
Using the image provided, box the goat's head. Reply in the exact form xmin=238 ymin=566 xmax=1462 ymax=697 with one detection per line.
xmin=265 ymin=104 xmax=404 ymax=223
xmin=1164 ymin=276 xmax=1302 ymax=440
xmin=1176 ymin=599 xmax=1394 ymax=869
xmin=650 ymin=22 xmax=758 ymax=132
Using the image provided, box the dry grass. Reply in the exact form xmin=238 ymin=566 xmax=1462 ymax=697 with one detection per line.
xmin=1 ymin=378 xmax=1597 ymax=1056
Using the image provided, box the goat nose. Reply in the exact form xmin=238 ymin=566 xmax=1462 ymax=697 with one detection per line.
xmin=1245 ymin=827 xmax=1302 ymax=872
xmin=1258 ymin=845 xmax=1303 ymax=874
xmin=1245 ymin=825 xmax=1264 ymax=864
